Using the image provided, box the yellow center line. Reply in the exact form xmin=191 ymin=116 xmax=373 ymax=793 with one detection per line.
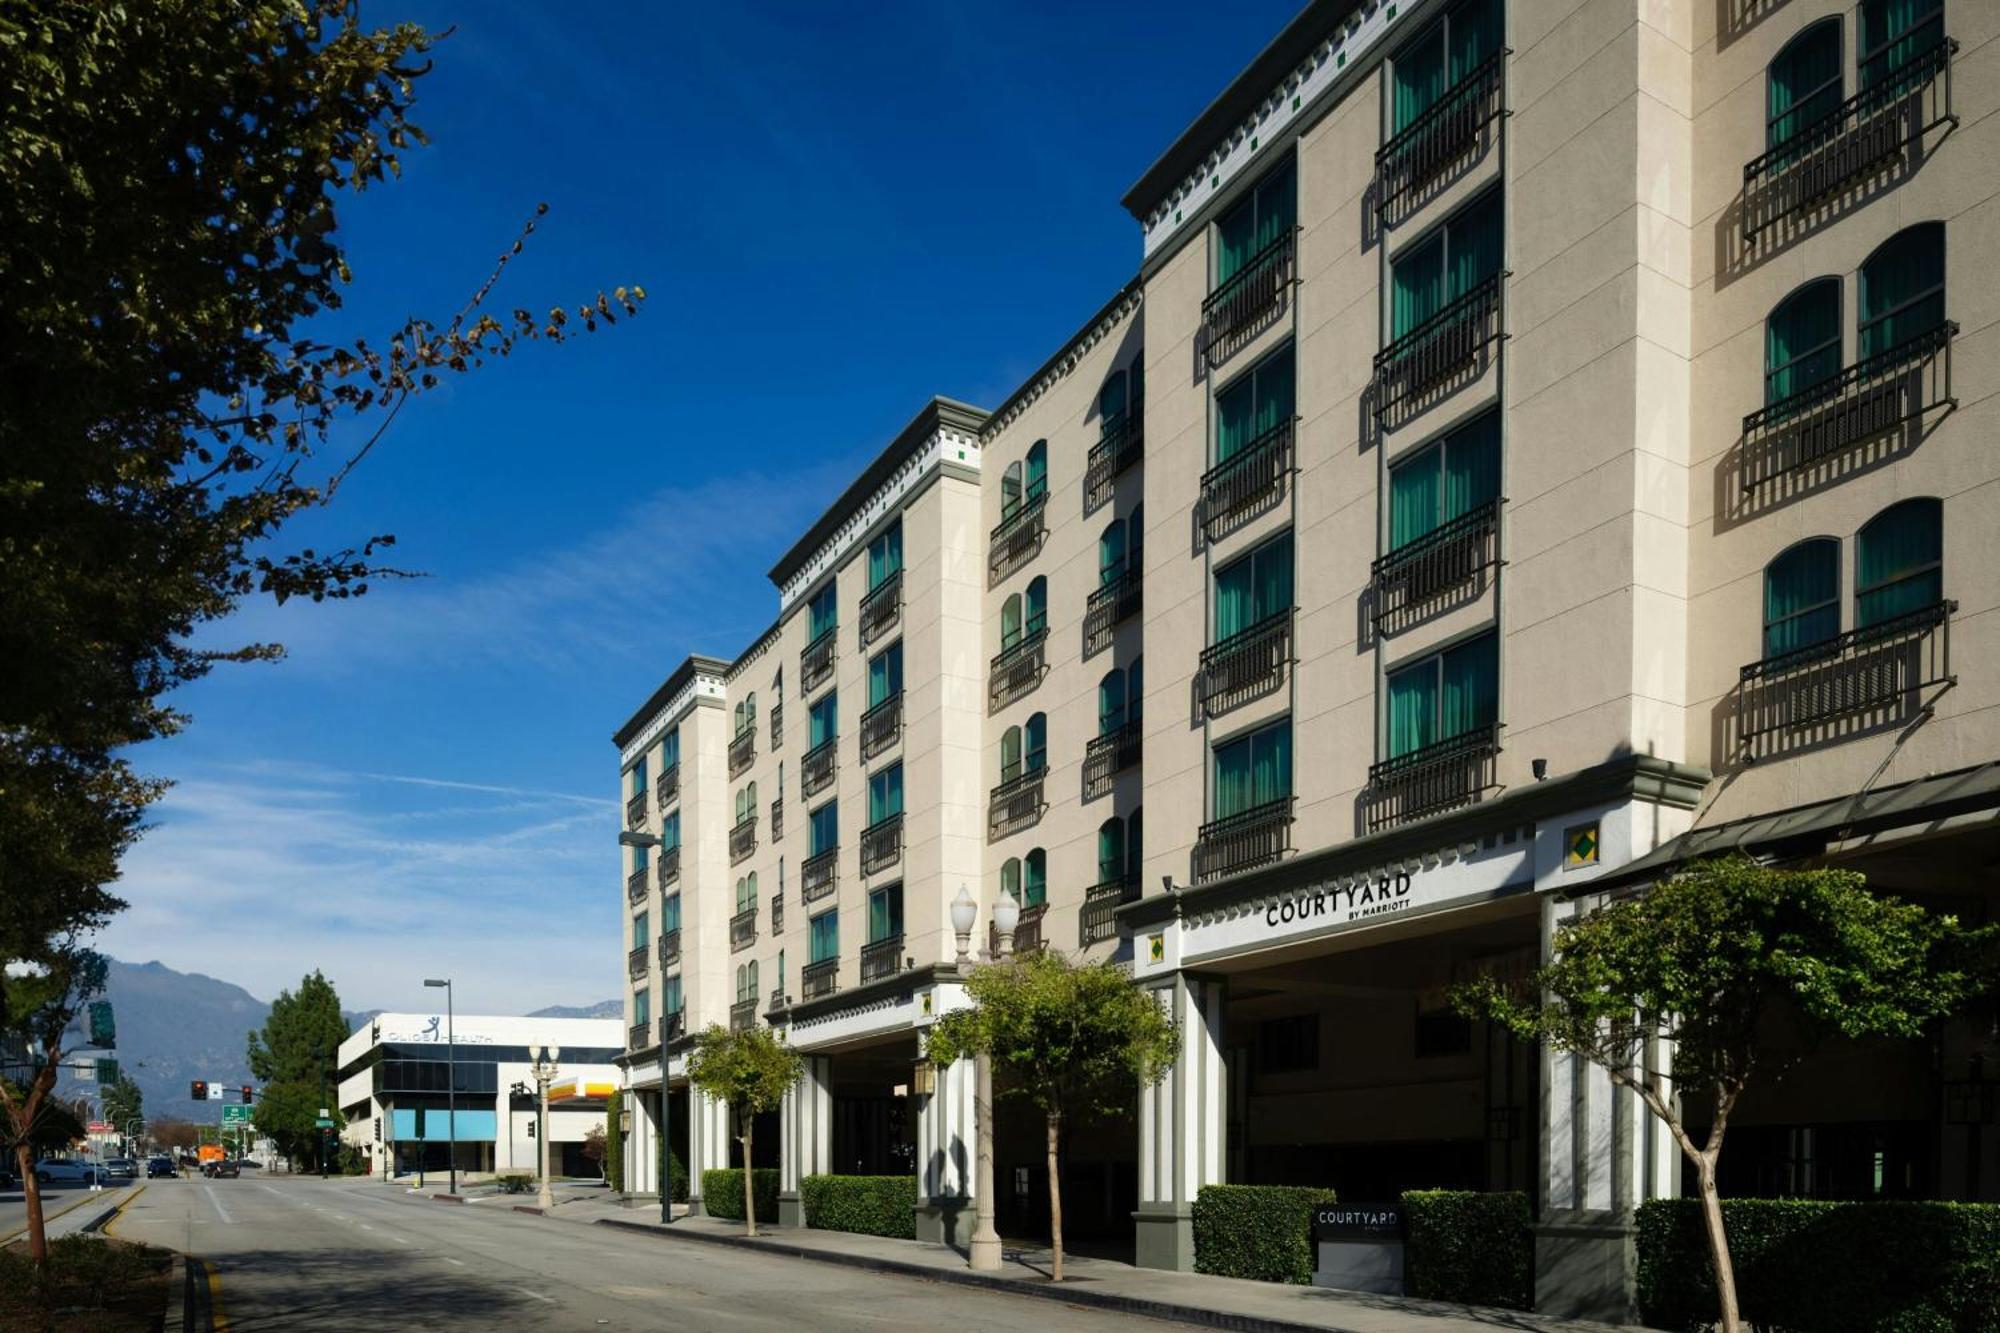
xmin=99 ymin=1182 xmax=147 ymax=1236
xmin=204 ymin=1256 xmax=231 ymax=1332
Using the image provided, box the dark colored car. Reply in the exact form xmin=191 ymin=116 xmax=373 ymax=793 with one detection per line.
xmin=205 ymin=1159 xmax=240 ymax=1179
xmin=147 ymin=1156 xmax=178 ymax=1179
xmin=103 ymin=1158 xmax=139 ymax=1179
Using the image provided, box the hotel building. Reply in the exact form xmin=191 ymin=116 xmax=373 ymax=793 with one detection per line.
xmin=613 ymin=0 xmax=1997 ymax=1316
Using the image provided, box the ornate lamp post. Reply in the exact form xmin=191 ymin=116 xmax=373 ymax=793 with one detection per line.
xmin=951 ymin=882 xmax=1018 ymax=1273
xmin=423 ymin=978 xmax=456 ymax=1194
xmin=528 ymin=1044 xmax=561 ymax=1213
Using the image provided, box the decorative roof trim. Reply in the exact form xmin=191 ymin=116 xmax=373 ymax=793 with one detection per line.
xmin=612 ymin=654 xmax=731 ymax=756
xmin=615 ymin=660 xmax=728 ymax=768
xmin=980 ymin=282 xmax=1143 ymax=442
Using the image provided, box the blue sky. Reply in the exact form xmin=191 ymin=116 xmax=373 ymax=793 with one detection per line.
xmin=99 ymin=0 xmax=1304 ymax=1015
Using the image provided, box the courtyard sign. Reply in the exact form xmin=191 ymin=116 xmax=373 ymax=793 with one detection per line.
xmin=1265 ymin=872 xmax=1414 ymax=929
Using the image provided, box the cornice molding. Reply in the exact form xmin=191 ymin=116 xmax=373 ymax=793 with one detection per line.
xmin=980 ymin=285 xmax=1142 ymax=442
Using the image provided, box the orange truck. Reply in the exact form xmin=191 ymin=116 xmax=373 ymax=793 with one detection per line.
xmin=198 ymin=1144 xmax=224 ymax=1165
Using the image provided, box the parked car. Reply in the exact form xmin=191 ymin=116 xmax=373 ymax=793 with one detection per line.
xmin=33 ymin=1158 xmax=100 ymax=1185
xmin=203 ymin=1158 xmax=240 ymax=1179
xmin=103 ymin=1158 xmax=138 ymax=1179
xmin=146 ymin=1156 xmax=178 ymax=1179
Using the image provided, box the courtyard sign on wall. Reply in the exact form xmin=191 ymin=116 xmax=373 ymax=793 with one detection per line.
xmin=1264 ymin=871 xmax=1414 ymax=930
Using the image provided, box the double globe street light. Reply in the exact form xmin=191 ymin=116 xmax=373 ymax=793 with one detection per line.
xmin=949 ymin=882 xmax=1019 ymax=1274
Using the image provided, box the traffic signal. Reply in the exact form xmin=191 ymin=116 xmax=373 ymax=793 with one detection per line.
xmin=97 ymin=1058 xmax=119 ymax=1084
xmin=527 ymin=1119 xmax=537 ymax=1139
xmin=241 ymin=1084 xmax=254 ymax=1103
xmin=88 ymin=1000 xmax=116 ymax=1048
xmin=191 ymin=1080 xmax=208 ymax=1101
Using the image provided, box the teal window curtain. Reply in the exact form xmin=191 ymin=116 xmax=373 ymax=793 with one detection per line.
xmin=1765 ymin=280 xmax=1842 ymax=405
xmin=632 ymin=912 xmax=649 ymax=950
xmin=1394 ymin=0 xmax=1501 ymax=133
xmin=1860 ymin=0 xmax=1944 ymax=89
xmin=1215 ymin=348 xmax=1294 ymax=464
xmin=1394 ymin=194 xmax=1501 ymax=338
xmin=661 ymin=728 xmax=679 ymax=769
xmin=1449 ymin=192 xmax=1504 ymax=300
xmin=1023 ymin=849 xmax=1047 ymax=908
xmin=1000 ymin=727 xmax=1021 ymax=782
xmin=630 ymin=758 xmax=647 ymax=796
xmin=1213 ymin=721 xmax=1292 ymax=819
xmin=1389 ymin=451 xmax=1441 ymax=551
xmin=1024 ymin=713 xmax=1047 ymax=773
xmin=664 ymin=976 xmax=682 ymax=1015
xmin=808 ymin=584 xmax=837 ymax=640
xmin=809 ymin=911 xmax=838 ymax=965
xmin=663 ymin=893 xmax=680 ymax=933
xmin=868 ymin=764 xmax=903 ymax=825
xmin=868 ymin=884 xmax=902 ymax=943
xmin=1001 ymin=463 xmax=1022 ymax=518
xmin=1099 ymin=370 xmax=1128 ymax=424
xmin=1214 ymin=532 xmax=1294 ymax=641
xmin=1000 ymin=594 xmax=1022 ymax=650
xmin=1392 ymin=234 xmax=1446 ymax=338
xmin=662 ymin=811 xmax=679 ymax=851
xmin=1860 ymin=224 xmax=1945 ymax=360
xmin=1449 ymin=0 xmax=1503 ymax=84
xmin=1439 ymin=633 xmax=1500 ymax=741
xmin=1215 ymin=160 xmax=1296 ymax=286
xmin=1389 ymin=412 xmax=1500 ymax=549
xmin=747 ymin=962 xmax=759 ymax=1001
xmin=1099 ymin=670 xmax=1127 ymax=734
xmin=808 ymin=693 xmax=838 ymax=747
xmin=1767 ymin=22 xmax=1843 ymax=153
xmin=1025 ymin=577 xmax=1048 ymax=635
xmin=1856 ymin=498 xmax=1942 ymax=626
xmin=1000 ymin=858 xmax=1021 ymax=902
xmin=1387 ymin=656 xmax=1440 ymax=759
xmin=1025 ymin=442 xmax=1048 ymax=501
xmin=1126 ymin=810 xmax=1143 ymax=880
xmin=1098 ymin=819 xmax=1125 ymax=883
xmin=1099 ymin=520 xmax=1127 ymax=583
xmin=632 ymin=843 xmax=648 ymax=874
xmin=1763 ymin=540 xmax=1840 ymax=659
xmin=634 ymin=988 xmax=650 ymax=1026
xmin=868 ymin=642 xmax=902 ymax=708
xmin=867 ymin=521 xmax=902 ymax=591
xmin=809 ymin=801 xmax=837 ymax=856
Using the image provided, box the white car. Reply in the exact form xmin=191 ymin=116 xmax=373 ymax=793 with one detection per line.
xmin=33 ymin=1158 xmax=100 ymax=1185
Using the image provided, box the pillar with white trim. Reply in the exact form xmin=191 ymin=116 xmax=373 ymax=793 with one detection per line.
xmin=914 ymin=1050 xmax=976 ymax=1244
xmin=778 ymin=1055 xmax=832 ymax=1227
xmin=1134 ymin=972 xmax=1227 ymax=1271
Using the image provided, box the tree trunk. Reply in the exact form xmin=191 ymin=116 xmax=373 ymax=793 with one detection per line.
xmin=14 ymin=1140 xmax=45 ymax=1265
xmin=1045 ymin=1110 xmax=1064 ymax=1283
xmin=1696 ymin=1152 xmax=1741 ymax=1333
xmin=741 ymin=1114 xmax=756 ymax=1238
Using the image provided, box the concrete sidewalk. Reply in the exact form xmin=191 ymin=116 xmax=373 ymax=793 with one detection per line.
xmin=558 ymin=1195 xmax=1628 ymax=1333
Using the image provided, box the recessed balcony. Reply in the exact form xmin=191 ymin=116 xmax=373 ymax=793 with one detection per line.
xmin=770 ymin=893 xmax=784 ymax=938
xmin=801 ymin=625 xmax=837 ymax=696
xmin=730 ymin=999 xmax=757 ymax=1033
xmin=1737 ymin=601 xmax=1954 ymax=762
xmin=859 ymin=571 xmax=903 ymax=649
xmin=1202 ymin=231 xmax=1295 ymax=368
xmin=1082 ymin=721 xmax=1142 ymax=802
xmin=1375 ymin=50 xmax=1507 ymax=226
xmin=1083 ymin=566 xmax=1142 ymax=658
xmin=988 ymin=628 xmax=1049 ymax=712
xmin=1010 ymin=904 xmax=1047 ymax=957
xmin=626 ymin=866 xmax=649 ymax=905
xmin=656 ymin=763 xmax=679 ymax=807
xmin=658 ymin=1011 xmax=685 ymax=1047
xmin=1363 ymin=725 xmax=1501 ymax=833
xmin=730 ymin=906 xmax=757 ymax=953
xmin=989 ymin=493 xmax=1049 ymax=583
xmin=801 ymin=958 xmax=838 ymax=1001
xmin=860 ymin=691 xmax=903 ymax=762
xmin=1080 ymin=876 xmax=1138 ymax=947
xmin=1193 ymin=796 xmax=1296 ymax=885
xmin=1373 ymin=272 xmax=1504 ymax=432
xmin=728 ymin=725 xmax=756 ymax=778
xmin=1198 ymin=419 xmax=1293 ymax=541
xmin=657 ymin=844 xmax=680 ymax=887
xmin=801 ymin=737 xmax=837 ymax=800
xmin=860 ymin=813 xmax=904 ymax=876
xmin=802 ymin=846 xmax=838 ymax=903
xmin=729 ymin=814 xmax=758 ymax=865
xmin=770 ymin=797 xmax=785 ymax=841
xmin=626 ymin=944 xmax=649 ymax=979
xmin=859 ymin=935 xmax=904 ymax=985
xmin=988 ymin=766 xmax=1047 ymax=841
xmin=1370 ymin=499 xmax=1503 ymax=635
xmin=1197 ymin=610 xmax=1292 ymax=719
xmin=1084 ymin=410 xmax=1145 ymax=513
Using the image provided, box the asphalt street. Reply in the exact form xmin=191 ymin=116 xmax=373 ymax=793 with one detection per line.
xmin=106 ymin=1173 xmax=1175 ymax=1331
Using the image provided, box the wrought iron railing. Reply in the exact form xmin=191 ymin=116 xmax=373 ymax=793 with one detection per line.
xmin=1739 ymin=324 xmax=1955 ymax=493
xmin=859 ymin=570 xmax=903 ymax=649
xmin=1375 ymin=50 xmax=1507 ymax=224
xmin=766 ymin=989 xmax=788 ymax=1016
xmin=1193 ymin=797 xmax=1296 ymax=884
xmin=1082 ymin=720 xmax=1142 ymax=801
xmin=1084 ymin=410 xmax=1145 ymax=512
xmin=657 ymin=763 xmax=679 ymax=807
xmin=1202 ymin=230 xmax=1295 ymax=367
xmin=1197 ymin=610 xmax=1292 ymax=718
xmin=988 ymin=628 xmax=1049 ymax=711
xmin=628 ymin=1021 xmax=650 ymax=1052
xmin=1371 ymin=499 xmax=1503 ymax=632
xmin=627 ymin=944 xmax=649 ymax=979
xmin=730 ymin=906 xmax=757 ymax=952
xmin=801 ymin=958 xmax=839 ymax=1001
xmin=1738 ymin=601 xmax=1954 ymax=758
xmin=801 ymin=737 xmax=837 ymax=799
xmin=625 ymin=790 xmax=646 ymax=829
xmin=626 ymin=866 xmax=649 ymax=905
xmin=860 ymin=691 xmax=903 ymax=761
xmin=860 ymin=813 xmax=904 ymax=875
xmin=1373 ymin=272 xmax=1504 ymax=429
xmin=728 ymin=725 xmax=756 ymax=778
xmin=770 ymin=893 xmax=784 ymax=938
xmin=989 ymin=491 xmax=1049 ymax=581
xmin=1013 ymin=905 xmax=1048 ymax=956
xmin=730 ymin=999 xmax=757 ymax=1033
xmin=1084 ymin=566 xmax=1143 ymax=657
xmin=657 ymin=929 xmax=680 ymax=969
xmin=1199 ymin=419 xmax=1294 ymax=540
xmin=1364 ymin=725 xmax=1501 ymax=832
xmin=802 ymin=846 xmax=838 ymax=903
xmin=1080 ymin=876 xmax=1139 ymax=946
xmin=801 ymin=625 xmax=837 ymax=695
xmin=988 ymin=766 xmax=1047 ymax=840
xmin=658 ymin=1011 xmax=685 ymax=1047
xmin=769 ymin=703 xmax=783 ymax=751
xmin=770 ymin=797 xmax=784 ymax=841
xmin=729 ymin=814 xmax=758 ymax=864
xmin=860 ymin=935 xmax=904 ymax=984
xmin=657 ymin=844 xmax=680 ymax=887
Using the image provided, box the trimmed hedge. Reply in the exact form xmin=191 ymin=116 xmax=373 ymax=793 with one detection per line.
xmin=1637 ymin=1197 xmax=2000 ymax=1332
xmin=668 ymin=1144 xmax=688 ymax=1203
xmin=700 ymin=1168 xmax=780 ymax=1223
xmin=1192 ymin=1184 xmax=1337 ymax=1285
xmin=1401 ymin=1190 xmax=1533 ymax=1310
xmin=801 ymin=1174 xmax=918 ymax=1239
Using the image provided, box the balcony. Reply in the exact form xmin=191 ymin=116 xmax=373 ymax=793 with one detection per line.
xmin=767 ymin=988 xmax=789 ymax=1017
xmin=802 ymin=846 xmax=838 ymax=903
xmin=988 ymin=766 xmax=1047 ymax=840
xmin=657 ymin=929 xmax=680 ymax=969
xmin=988 ymin=628 xmax=1049 ymax=712
xmin=625 ymin=790 xmax=646 ymax=830
xmin=1080 ymin=876 xmax=1138 ymax=947
xmin=995 ymin=904 xmax=1047 ymax=957
xmin=626 ymin=866 xmax=649 ymax=905
xmin=1082 ymin=721 xmax=1142 ymax=801
xmin=1198 ymin=419 xmax=1294 ymax=541
xmin=1363 ymin=725 xmax=1501 ymax=833
xmin=1370 ymin=499 xmax=1503 ymax=634
xmin=860 ymin=935 xmax=904 ymax=985
xmin=658 ymin=1011 xmax=685 ymax=1047
xmin=626 ymin=944 xmax=649 ymax=979
xmin=628 ymin=1021 xmax=650 ymax=1052
xmin=859 ymin=813 xmax=904 ymax=875
xmin=657 ymin=763 xmax=679 ymax=807
xmin=1737 ymin=601 xmax=1954 ymax=761
xmin=801 ymin=737 xmax=837 ymax=799
xmin=859 ymin=571 xmax=903 ymax=649
xmin=729 ymin=814 xmax=758 ymax=865
xmin=1197 ymin=611 xmax=1293 ymax=718
xmin=657 ymin=844 xmax=680 ymax=887
xmin=1375 ymin=50 xmax=1507 ymax=226
xmin=1084 ymin=410 xmax=1145 ymax=513
xmin=770 ymin=893 xmax=784 ymax=937
xmin=730 ymin=906 xmax=757 ymax=953
xmin=1373 ymin=272 xmax=1504 ymax=432
xmin=801 ymin=625 xmax=837 ymax=695
xmin=860 ymin=691 xmax=903 ymax=761
xmin=770 ymin=797 xmax=784 ymax=841
xmin=1194 ymin=797 xmax=1296 ymax=884
xmin=989 ymin=492 xmax=1049 ymax=583
xmin=801 ymin=957 xmax=839 ymax=1001
xmin=728 ymin=725 xmax=756 ymax=778
xmin=1202 ymin=231 xmax=1295 ymax=368
xmin=1084 ymin=566 xmax=1143 ymax=658
xmin=1743 ymin=41 xmax=1956 ymax=246
xmin=770 ymin=701 xmax=783 ymax=751
xmin=730 ymin=999 xmax=757 ymax=1033
xmin=1738 ymin=324 xmax=1956 ymax=495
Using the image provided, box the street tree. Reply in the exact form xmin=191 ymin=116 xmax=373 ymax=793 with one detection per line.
xmin=582 ymin=1125 xmax=607 ymax=1180
xmin=149 ymin=1118 xmax=200 ymax=1154
xmin=101 ymin=1073 xmax=144 ymax=1143
xmin=1455 ymin=858 xmax=1992 ymax=1333
xmin=602 ymin=1089 xmax=624 ymax=1192
xmin=246 ymin=971 xmax=350 ymax=1165
xmin=0 ymin=945 xmax=107 ymax=1264
xmin=927 ymin=953 xmax=1179 ymax=1282
xmin=684 ymin=1025 xmax=804 ymax=1237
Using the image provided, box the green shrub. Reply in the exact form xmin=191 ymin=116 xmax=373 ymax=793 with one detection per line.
xmin=1637 ymin=1197 xmax=2000 ymax=1331
xmin=800 ymin=1174 xmax=917 ymax=1239
xmin=604 ymin=1090 xmax=624 ymax=1193
xmin=668 ymin=1143 xmax=688 ymax=1203
xmin=495 ymin=1170 xmax=533 ymax=1195
xmin=701 ymin=1167 xmax=780 ymax=1223
xmin=1192 ymin=1184 xmax=1337 ymax=1285
xmin=1401 ymin=1190 xmax=1532 ymax=1310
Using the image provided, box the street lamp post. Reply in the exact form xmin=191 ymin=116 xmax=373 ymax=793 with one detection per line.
xmin=619 ymin=828 xmax=674 ymax=1225
xmin=951 ymin=882 xmax=1018 ymax=1273
xmin=424 ymin=978 xmax=457 ymax=1196
xmin=528 ymin=1044 xmax=561 ymax=1213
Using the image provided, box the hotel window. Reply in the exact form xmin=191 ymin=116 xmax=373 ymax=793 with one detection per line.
xmin=1000 ymin=856 xmax=1021 ymax=902
xmin=867 ymin=520 xmax=902 ymax=592
xmin=1002 ymin=461 xmax=1023 ymax=517
xmin=662 ymin=892 xmax=681 ymax=933
xmin=1214 ymin=158 xmax=1296 ymax=287
xmin=663 ymin=975 xmax=682 ymax=1015
xmin=735 ymin=781 xmax=758 ymax=824
xmin=632 ymin=911 xmax=649 ymax=950
xmin=1100 ymin=363 xmax=1139 ymax=426
xmin=1856 ymin=498 xmax=1942 ymax=627
xmin=807 ymin=581 xmax=838 ymax=642
xmin=1390 ymin=189 xmax=1502 ymax=339
xmin=736 ymin=961 xmax=759 ymax=1003
xmin=1025 ymin=575 xmax=1048 ymax=636
xmin=1127 ymin=808 xmax=1143 ymax=875
xmin=776 ymin=949 xmax=785 ymax=1000
xmin=1023 ymin=848 xmax=1046 ymax=908
xmin=1024 ymin=712 xmax=1047 ymax=775
xmin=736 ymin=872 xmax=758 ymax=913
xmin=1215 ymin=345 xmax=1294 ymax=465
xmin=1024 ymin=440 xmax=1048 ymax=505
xmin=1763 ymin=539 xmax=1841 ymax=659
xmin=1766 ymin=20 xmax=1842 ymax=157
xmin=809 ymin=909 xmax=839 ymax=965
xmin=868 ymin=641 xmax=902 ymax=706
xmin=630 ymin=757 xmax=647 ymax=796
xmin=1000 ymin=592 xmax=1023 ymax=649
xmin=1212 ymin=718 xmax=1292 ymax=819
xmin=1860 ymin=0 xmax=1943 ymax=90
xmin=1097 ymin=818 xmax=1126 ymax=883
xmin=1214 ymin=531 xmax=1294 ymax=641
xmin=808 ymin=692 xmax=838 ymax=747
xmin=1386 ymin=632 xmax=1498 ymax=758
xmin=1099 ymin=517 xmax=1127 ymax=581
xmin=1098 ymin=669 xmax=1128 ymax=734
xmin=1391 ymin=0 xmax=1502 ymax=134
xmin=661 ymin=810 xmax=680 ymax=850
xmin=661 ymin=726 xmax=679 ymax=770
xmin=808 ymin=801 xmax=838 ymax=857
xmin=1387 ymin=412 xmax=1500 ymax=550
xmin=633 ymin=987 xmax=651 ymax=1026
xmin=1858 ymin=223 xmax=1945 ymax=360
xmin=1765 ymin=280 xmax=1842 ymax=405
xmin=631 ymin=842 xmax=648 ymax=874
xmin=868 ymin=763 xmax=903 ymax=825
xmin=868 ymin=882 xmax=903 ymax=944
xmin=1258 ymin=1013 xmax=1319 ymax=1074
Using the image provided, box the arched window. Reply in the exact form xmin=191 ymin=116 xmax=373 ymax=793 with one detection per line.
xmin=1002 ymin=461 xmax=1023 ymax=518
xmin=744 ymin=691 xmax=757 ymax=722
xmin=1000 ymin=725 xmax=1022 ymax=781
xmin=1099 ymin=519 xmax=1128 ymax=583
xmin=1767 ymin=19 xmax=1842 ymax=155
xmin=1130 ymin=657 xmax=1144 ymax=725
xmin=1127 ymin=808 xmax=1143 ymax=882
xmin=735 ymin=964 xmax=746 ymax=1001
xmin=1099 ymin=669 xmax=1128 ymax=735
xmin=744 ymin=781 xmax=757 ymax=815
xmin=1860 ymin=223 xmax=1945 ymax=359
xmin=1025 ymin=576 xmax=1048 ymax=635
xmin=1765 ymin=279 xmax=1842 ymax=406
xmin=1097 ymin=817 xmax=1126 ymax=884
xmin=1763 ymin=538 xmax=1840 ymax=659
xmin=1856 ymin=498 xmax=1943 ymax=626
xmin=747 ymin=870 xmax=758 ymax=902
xmin=1023 ymin=848 xmax=1047 ymax=908
xmin=747 ymin=960 xmax=759 ymax=1001
xmin=1025 ymin=441 xmax=1048 ymax=503
xmin=1099 ymin=368 xmax=1128 ymax=424
xmin=1024 ymin=713 xmax=1047 ymax=773
xmin=1001 ymin=857 xmax=1022 ymax=902
xmin=1001 ymin=593 xmax=1022 ymax=650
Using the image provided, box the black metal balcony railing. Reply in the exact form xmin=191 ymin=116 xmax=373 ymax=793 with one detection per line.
xmin=770 ymin=797 xmax=785 ymax=841
xmin=859 ymin=570 xmax=903 ymax=649
xmin=860 ymin=934 xmax=904 ymax=984
xmin=657 ymin=844 xmax=680 ymax=887
xmin=1373 ymin=272 xmax=1505 ymax=430
xmin=1084 ymin=566 xmax=1143 ymax=658
xmin=1080 ymin=876 xmax=1139 ymax=947
xmin=988 ymin=766 xmax=1047 ymax=840
xmin=1197 ymin=610 xmax=1293 ymax=718
xmin=1082 ymin=720 xmax=1142 ymax=801
xmin=1363 ymin=725 xmax=1502 ymax=832
xmin=1203 ymin=230 xmax=1296 ymax=367
xmin=628 ymin=1021 xmax=650 ymax=1052
xmin=770 ymin=893 xmax=784 ymax=938
xmin=770 ymin=701 xmax=783 ymax=750
xmin=860 ymin=691 xmax=903 ymax=761
xmin=728 ymin=725 xmax=756 ymax=778
xmin=801 ymin=625 xmax=837 ymax=695
xmin=1012 ymin=904 xmax=1048 ymax=956
xmin=767 ymin=988 xmax=788 ymax=1016
xmin=1739 ymin=324 xmax=1956 ymax=494
xmin=627 ymin=944 xmax=649 ymax=979
xmin=801 ymin=957 xmax=839 ymax=1001
xmin=1376 ymin=50 xmax=1507 ymax=224
xmin=1199 ymin=419 xmax=1294 ymax=540
xmin=860 ymin=813 xmax=904 ymax=875
xmin=802 ymin=846 xmax=838 ymax=903
xmin=1743 ymin=40 xmax=1956 ymax=245
xmin=1193 ymin=796 xmax=1297 ymax=884
xmin=1371 ymin=498 xmax=1503 ymax=633
xmin=657 ymin=763 xmax=679 ymax=807
xmin=1738 ymin=601 xmax=1954 ymax=759
xmin=657 ymin=929 xmax=680 ymax=969
xmin=625 ymin=790 xmax=646 ymax=829
xmin=1084 ymin=410 xmax=1145 ymax=512
xmin=730 ymin=906 xmax=757 ymax=953
xmin=801 ymin=737 xmax=837 ymax=799
xmin=658 ymin=1011 xmax=686 ymax=1047
xmin=989 ymin=491 xmax=1049 ymax=582
xmin=730 ymin=998 xmax=757 ymax=1033
xmin=729 ymin=814 xmax=758 ymax=864
xmin=988 ymin=628 xmax=1049 ymax=711
xmin=626 ymin=867 xmax=649 ymax=905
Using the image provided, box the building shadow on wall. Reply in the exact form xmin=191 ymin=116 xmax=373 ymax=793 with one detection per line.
xmin=1716 ymin=0 xmax=1794 ymax=52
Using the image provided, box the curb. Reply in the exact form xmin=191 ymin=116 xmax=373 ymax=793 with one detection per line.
xmin=81 ymin=1181 xmax=146 ymax=1234
xmin=163 ymin=1254 xmax=186 ymax=1333
xmin=593 ymin=1218 xmax=1363 ymax=1333
xmin=0 ymin=1184 xmax=109 ymax=1246
xmin=430 ymin=1193 xmax=465 ymax=1204
xmin=512 ymin=1204 xmax=545 ymax=1215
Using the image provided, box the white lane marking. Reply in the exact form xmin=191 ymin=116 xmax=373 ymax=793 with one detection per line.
xmin=204 ymin=1186 xmax=233 ymax=1224
xmin=392 ymin=1235 xmax=410 ymax=1245
xmin=445 ymin=1257 xmax=467 ymax=1267
xmin=359 ymin=1224 xmax=375 ymax=1231
xmin=518 ymin=1289 xmax=557 ymax=1305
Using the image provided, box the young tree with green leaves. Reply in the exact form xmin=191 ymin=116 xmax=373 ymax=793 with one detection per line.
xmin=1455 ymin=858 xmax=1992 ymax=1333
xmin=603 ymin=1089 xmax=624 ymax=1193
xmin=926 ymin=952 xmax=1179 ymax=1282
xmin=684 ymin=1025 xmax=804 ymax=1237
xmin=0 ymin=945 xmax=107 ymax=1265
xmin=100 ymin=1072 xmax=144 ymax=1141
xmin=246 ymin=971 xmax=350 ymax=1166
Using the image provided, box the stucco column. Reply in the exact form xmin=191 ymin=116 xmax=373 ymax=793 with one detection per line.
xmin=778 ymin=1056 xmax=832 ymax=1227
xmin=914 ymin=1050 xmax=976 ymax=1244
xmin=685 ymin=1086 xmax=732 ymax=1217
xmin=1134 ymin=973 xmax=1226 ymax=1271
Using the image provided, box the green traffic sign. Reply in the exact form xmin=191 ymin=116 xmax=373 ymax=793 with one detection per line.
xmin=221 ymin=1104 xmax=253 ymax=1126
xmin=315 ymin=1117 xmax=335 ymax=1128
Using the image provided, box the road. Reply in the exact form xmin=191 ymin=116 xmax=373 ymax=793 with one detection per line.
xmin=0 ymin=1173 xmax=136 ymax=1245
xmin=108 ymin=1174 xmax=1171 ymax=1331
